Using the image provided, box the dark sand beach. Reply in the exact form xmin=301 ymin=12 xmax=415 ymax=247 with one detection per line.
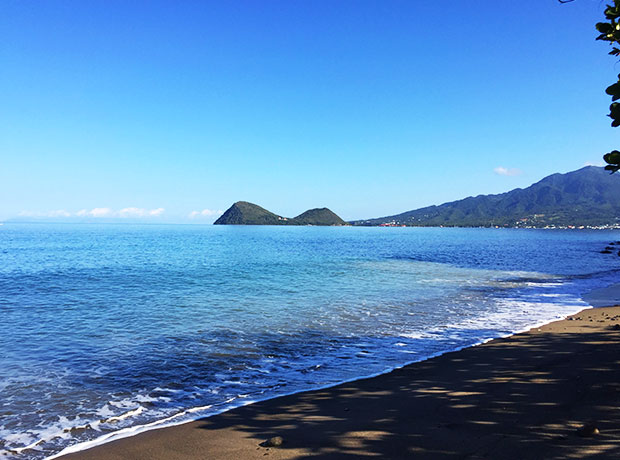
xmin=60 ymin=306 xmax=620 ymax=460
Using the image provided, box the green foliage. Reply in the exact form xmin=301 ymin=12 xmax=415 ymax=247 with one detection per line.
xmin=595 ymin=0 xmax=620 ymax=172
xmin=603 ymin=150 xmax=620 ymax=172
xmin=292 ymin=208 xmax=347 ymax=226
xmin=214 ymin=201 xmax=288 ymax=225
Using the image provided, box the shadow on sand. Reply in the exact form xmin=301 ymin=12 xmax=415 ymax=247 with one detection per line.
xmin=193 ymin=319 xmax=620 ymax=459
xmin=62 ymin=311 xmax=620 ymax=460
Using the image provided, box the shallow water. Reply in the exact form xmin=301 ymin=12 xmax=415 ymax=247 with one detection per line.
xmin=0 ymin=224 xmax=618 ymax=459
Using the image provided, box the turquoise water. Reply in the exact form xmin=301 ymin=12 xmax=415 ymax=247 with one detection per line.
xmin=1 ymin=224 xmax=619 ymax=458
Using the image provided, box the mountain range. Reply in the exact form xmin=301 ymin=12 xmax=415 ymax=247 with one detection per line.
xmin=214 ymin=201 xmax=347 ymax=226
xmin=351 ymin=166 xmax=620 ymax=228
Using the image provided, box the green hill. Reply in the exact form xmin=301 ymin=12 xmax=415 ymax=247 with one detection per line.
xmin=214 ymin=201 xmax=289 ymax=225
xmin=351 ymin=166 xmax=620 ymax=228
xmin=214 ymin=202 xmax=347 ymax=226
xmin=292 ymin=208 xmax=347 ymax=226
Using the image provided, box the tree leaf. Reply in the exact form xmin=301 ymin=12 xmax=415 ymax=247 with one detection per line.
xmin=597 ymin=22 xmax=614 ymax=33
xmin=604 ymin=164 xmax=620 ymax=173
xmin=604 ymin=150 xmax=620 ymax=164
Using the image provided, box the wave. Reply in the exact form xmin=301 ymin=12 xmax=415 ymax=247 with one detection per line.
xmin=38 ymin=278 xmax=595 ymax=460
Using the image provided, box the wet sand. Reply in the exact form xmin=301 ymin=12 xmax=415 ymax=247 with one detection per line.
xmin=59 ymin=306 xmax=620 ymax=459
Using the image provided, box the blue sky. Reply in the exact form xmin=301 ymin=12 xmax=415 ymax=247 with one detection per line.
xmin=1 ymin=0 xmax=617 ymax=222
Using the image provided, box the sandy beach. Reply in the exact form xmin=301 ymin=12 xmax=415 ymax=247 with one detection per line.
xmin=59 ymin=306 xmax=620 ymax=460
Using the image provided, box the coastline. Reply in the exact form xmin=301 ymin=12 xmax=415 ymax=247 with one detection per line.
xmin=4 ymin=225 xmax=616 ymax=460
xmin=55 ymin=305 xmax=620 ymax=459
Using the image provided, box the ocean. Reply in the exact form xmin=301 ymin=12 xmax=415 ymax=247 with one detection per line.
xmin=1 ymin=223 xmax=619 ymax=459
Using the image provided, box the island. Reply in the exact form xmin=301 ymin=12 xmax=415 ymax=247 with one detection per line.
xmin=214 ymin=201 xmax=347 ymax=226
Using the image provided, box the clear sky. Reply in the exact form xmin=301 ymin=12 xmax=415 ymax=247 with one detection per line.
xmin=1 ymin=0 xmax=618 ymax=223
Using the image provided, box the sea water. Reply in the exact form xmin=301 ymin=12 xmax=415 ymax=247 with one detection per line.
xmin=1 ymin=223 xmax=619 ymax=459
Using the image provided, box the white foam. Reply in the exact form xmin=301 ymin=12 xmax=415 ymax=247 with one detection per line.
xmin=45 ymin=297 xmax=592 ymax=460
xmin=2 ymin=396 xmax=174 ymax=459
xmin=28 ymin=267 xmax=613 ymax=459
xmin=94 ymin=405 xmax=115 ymax=418
xmin=152 ymin=387 xmax=181 ymax=393
xmin=8 ymin=417 xmax=75 ymax=456
xmin=104 ymin=406 xmax=145 ymax=424
xmin=46 ymin=403 xmax=216 ymax=459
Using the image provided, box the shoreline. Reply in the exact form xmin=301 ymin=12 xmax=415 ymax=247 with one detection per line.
xmin=48 ymin=302 xmax=592 ymax=459
xmin=55 ymin=304 xmax=620 ymax=460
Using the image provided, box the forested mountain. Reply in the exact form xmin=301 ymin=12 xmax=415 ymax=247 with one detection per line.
xmin=351 ymin=167 xmax=620 ymax=228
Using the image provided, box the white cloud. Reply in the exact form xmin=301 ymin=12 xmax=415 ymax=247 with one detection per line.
xmin=18 ymin=207 xmax=166 ymax=219
xmin=18 ymin=209 xmax=71 ymax=218
xmin=583 ymin=161 xmax=604 ymax=167
xmin=89 ymin=207 xmax=113 ymax=217
xmin=149 ymin=207 xmax=165 ymax=217
xmin=118 ymin=207 xmax=164 ymax=218
xmin=48 ymin=210 xmax=72 ymax=218
xmin=493 ymin=166 xmax=522 ymax=177
xmin=119 ymin=207 xmax=147 ymax=217
xmin=189 ymin=209 xmax=223 ymax=219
